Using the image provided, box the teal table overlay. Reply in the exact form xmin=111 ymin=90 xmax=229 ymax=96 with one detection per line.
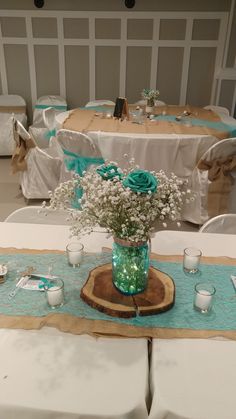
xmin=34 ymin=104 xmax=67 ymax=111
xmin=1 ymin=252 xmax=236 ymax=331
xmin=153 ymin=114 xmax=236 ymax=137
xmin=79 ymin=105 xmax=114 ymax=112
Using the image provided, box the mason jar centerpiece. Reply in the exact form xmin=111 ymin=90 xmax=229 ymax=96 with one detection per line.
xmin=141 ymin=88 xmax=160 ymax=115
xmin=46 ymin=158 xmax=189 ymax=296
xmin=95 ymin=165 xmax=158 ymax=294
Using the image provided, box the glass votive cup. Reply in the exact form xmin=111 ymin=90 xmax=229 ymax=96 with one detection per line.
xmin=44 ymin=278 xmax=64 ymax=309
xmin=183 ymin=247 xmax=202 ymax=274
xmin=0 ymin=264 xmax=7 ymax=284
xmin=66 ymin=242 xmax=84 ymax=268
xmin=106 ymin=111 xmax=112 ymax=119
xmin=194 ymin=282 xmax=216 ymax=314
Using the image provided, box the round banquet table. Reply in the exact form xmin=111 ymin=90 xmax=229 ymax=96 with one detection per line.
xmin=1 ymin=222 xmax=236 ymax=419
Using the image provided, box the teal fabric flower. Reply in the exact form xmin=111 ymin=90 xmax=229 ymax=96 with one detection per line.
xmin=97 ymin=164 xmax=123 ymax=180
xmin=123 ymin=169 xmax=158 ymax=193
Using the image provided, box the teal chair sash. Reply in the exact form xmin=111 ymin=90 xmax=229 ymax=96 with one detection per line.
xmin=35 ymin=104 xmax=67 ymax=111
xmin=63 ymin=149 xmax=104 ymax=208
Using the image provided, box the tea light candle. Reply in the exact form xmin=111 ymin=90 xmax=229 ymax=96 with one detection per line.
xmin=183 ymin=247 xmax=202 ymax=273
xmin=194 ymin=282 xmax=216 ymax=313
xmin=184 ymin=256 xmax=199 ymax=270
xmin=66 ymin=242 xmax=84 ymax=267
xmin=195 ymin=290 xmax=212 ymax=311
xmin=47 ymin=286 xmax=64 ymax=308
xmin=45 ymin=278 xmax=64 ymax=309
xmin=68 ymin=251 xmax=82 ymax=266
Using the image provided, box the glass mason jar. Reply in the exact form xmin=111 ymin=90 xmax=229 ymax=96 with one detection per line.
xmin=112 ymin=237 xmax=150 ymax=295
xmin=146 ymin=98 xmax=155 ymax=114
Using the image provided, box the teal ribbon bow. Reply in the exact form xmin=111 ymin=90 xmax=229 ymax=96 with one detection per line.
xmin=35 ymin=104 xmax=67 ymax=111
xmin=63 ymin=149 xmax=104 ymax=177
xmin=63 ymin=149 xmax=104 ymax=208
xmin=44 ymin=129 xmax=56 ymax=140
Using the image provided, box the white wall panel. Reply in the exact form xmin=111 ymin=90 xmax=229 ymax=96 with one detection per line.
xmin=0 ymin=10 xmax=229 ymax=118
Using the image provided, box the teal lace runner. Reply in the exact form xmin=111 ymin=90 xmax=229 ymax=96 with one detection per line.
xmin=153 ymin=114 xmax=236 ymax=137
xmin=1 ymin=252 xmax=236 ymax=331
xmin=79 ymin=105 xmax=114 ymax=112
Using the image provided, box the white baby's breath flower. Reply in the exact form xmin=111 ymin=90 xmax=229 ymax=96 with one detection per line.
xmin=45 ymin=160 xmax=192 ymax=242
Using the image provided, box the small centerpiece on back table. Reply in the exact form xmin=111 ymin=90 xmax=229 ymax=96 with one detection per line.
xmin=141 ymin=88 xmax=160 ymax=114
xmin=45 ymin=159 xmax=190 ymax=295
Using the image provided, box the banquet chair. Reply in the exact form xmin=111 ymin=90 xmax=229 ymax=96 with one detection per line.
xmin=0 ymin=94 xmax=27 ymax=155
xmin=182 ymin=137 xmax=236 ymax=225
xmin=199 ymin=214 xmax=236 ymax=233
xmin=12 ymin=119 xmax=63 ymax=201
xmin=4 ymin=206 xmax=71 ymax=225
xmin=204 ymin=105 xmax=230 ymax=116
xmin=42 ymin=106 xmax=57 ymax=138
xmin=55 ymin=129 xmax=104 ymax=207
xmin=85 ymin=100 xmax=115 ymax=107
xmin=29 ymin=95 xmax=67 ymax=148
xmin=56 ymin=129 xmax=104 ymax=178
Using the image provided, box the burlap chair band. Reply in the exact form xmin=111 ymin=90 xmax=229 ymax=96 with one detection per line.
xmin=11 ymin=126 xmax=36 ymax=174
xmin=198 ymin=156 xmax=236 ymax=217
xmin=0 ymin=105 xmax=26 ymax=113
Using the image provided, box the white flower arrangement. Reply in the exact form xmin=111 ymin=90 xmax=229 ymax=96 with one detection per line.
xmin=45 ymin=160 xmax=190 ymax=243
xmin=141 ymin=88 xmax=160 ymax=101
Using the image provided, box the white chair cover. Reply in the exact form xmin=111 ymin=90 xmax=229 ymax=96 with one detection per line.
xmin=182 ymin=138 xmax=236 ymax=225
xmin=20 ymin=145 xmax=63 ymax=200
xmin=56 ymin=129 xmax=101 ymax=156
xmin=204 ymin=105 xmax=230 ymax=116
xmin=29 ymin=95 xmax=67 ymax=149
xmin=42 ymin=107 xmax=57 ymax=134
xmin=85 ymin=100 xmax=115 ymax=107
xmin=199 ymin=213 xmax=236 ymax=233
xmin=12 ymin=120 xmax=63 ymax=200
xmin=0 ymin=95 xmax=27 ymax=155
xmin=4 ymin=205 xmax=71 ymax=225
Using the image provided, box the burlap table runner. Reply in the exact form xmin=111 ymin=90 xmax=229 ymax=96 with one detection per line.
xmin=63 ymin=105 xmax=229 ymax=140
xmin=1 ymin=247 xmax=236 ymax=340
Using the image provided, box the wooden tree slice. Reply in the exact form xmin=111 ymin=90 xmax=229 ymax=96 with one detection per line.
xmin=80 ymin=263 xmax=175 ymax=318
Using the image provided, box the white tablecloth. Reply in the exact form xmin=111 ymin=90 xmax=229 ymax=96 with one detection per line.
xmin=0 ymin=222 xmax=148 ymax=419
xmin=56 ymin=110 xmax=236 ymax=178
xmin=3 ymin=223 xmax=236 ymax=418
xmin=149 ymin=230 xmax=236 ymax=419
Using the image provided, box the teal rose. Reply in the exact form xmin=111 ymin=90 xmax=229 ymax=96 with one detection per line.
xmin=123 ymin=169 xmax=158 ymax=193
xmin=97 ymin=164 xmax=123 ymax=180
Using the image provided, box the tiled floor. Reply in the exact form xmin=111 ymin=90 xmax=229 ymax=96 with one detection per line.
xmin=0 ymin=156 xmax=200 ymax=231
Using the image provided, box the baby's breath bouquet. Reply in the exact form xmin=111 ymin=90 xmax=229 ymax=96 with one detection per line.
xmin=141 ymin=88 xmax=160 ymax=108
xmin=46 ymin=159 xmax=189 ymax=243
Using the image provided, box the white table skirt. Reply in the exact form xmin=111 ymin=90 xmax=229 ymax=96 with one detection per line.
xmin=149 ymin=230 xmax=236 ymax=419
xmin=56 ymin=109 xmax=236 ymax=179
xmin=91 ymin=131 xmax=218 ymax=178
xmin=0 ymin=222 xmax=148 ymax=419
